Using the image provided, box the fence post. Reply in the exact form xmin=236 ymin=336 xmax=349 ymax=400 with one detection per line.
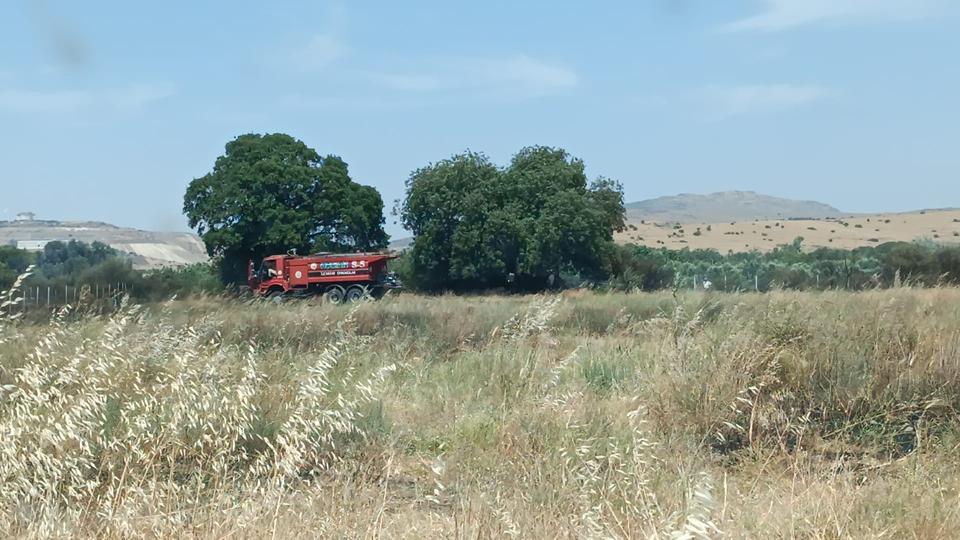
xmin=47 ymin=286 xmax=51 ymax=306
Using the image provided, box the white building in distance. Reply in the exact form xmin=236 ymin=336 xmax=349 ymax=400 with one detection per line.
xmin=14 ymin=212 xmax=36 ymax=222
xmin=16 ymin=240 xmax=49 ymax=251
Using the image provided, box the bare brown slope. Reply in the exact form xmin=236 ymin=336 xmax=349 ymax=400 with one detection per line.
xmin=0 ymin=220 xmax=207 ymax=269
xmin=616 ymin=209 xmax=960 ymax=252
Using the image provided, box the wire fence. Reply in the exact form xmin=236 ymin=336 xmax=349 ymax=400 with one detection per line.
xmin=10 ymin=282 xmax=130 ymax=312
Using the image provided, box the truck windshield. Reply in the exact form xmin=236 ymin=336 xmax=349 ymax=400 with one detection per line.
xmin=259 ymin=260 xmax=277 ymax=278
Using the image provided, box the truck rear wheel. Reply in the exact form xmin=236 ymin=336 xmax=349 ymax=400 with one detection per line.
xmin=323 ymin=285 xmax=345 ymax=305
xmin=345 ymin=285 xmax=367 ymax=303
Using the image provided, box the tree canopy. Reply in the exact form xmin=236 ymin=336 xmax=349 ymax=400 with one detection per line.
xmin=399 ymin=146 xmax=625 ymax=291
xmin=0 ymin=246 xmax=36 ymax=290
xmin=183 ymin=133 xmax=388 ymax=283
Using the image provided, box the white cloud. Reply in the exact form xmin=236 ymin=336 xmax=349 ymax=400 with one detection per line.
xmin=273 ymin=1 xmax=348 ymax=71
xmin=287 ymin=34 xmax=348 ymax=71
xmin=367 ymin=55 xmax=579 ymax=98
xmin=723 ymin=0 xmax=943 ymax=32
xmin=471 ymin=55 xmax=579 ymax=95
xmin=364 ymin=72 xmax=444 ymax=92
xmin=278 ymin=93 xmax=420 ymax=110
xmin=110 ymin=83 xmax=178 ymax=110
xmin=0 ymin=83 xmax=177 ymax=113
xmin=0 ymin=89 xmax=93 ymax=112
xmin=701 ymin=84 xmax=832 ymax=119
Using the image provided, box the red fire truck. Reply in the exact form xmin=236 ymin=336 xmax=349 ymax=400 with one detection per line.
xmin=247 ymin=251 xmax=401 ymax=303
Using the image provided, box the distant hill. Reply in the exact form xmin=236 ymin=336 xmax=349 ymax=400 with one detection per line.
xmin=388 ymin=236 xmax=413 ymax=251
xmin=0 ymin=219 xmax=207 ymax=269
xmin=626 ymin=191 xmax=843 ymax=223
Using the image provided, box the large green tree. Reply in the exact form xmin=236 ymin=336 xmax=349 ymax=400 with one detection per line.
xmin=399 ymin=146 xmax=625 ymax=290
xmin=183 ymin=133 xmax=388 ymax=283
xmin=0 ymin=246 xmax=36 ymax=290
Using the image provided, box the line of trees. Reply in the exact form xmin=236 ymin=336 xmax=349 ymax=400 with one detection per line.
xmin=177 ymin=133 xmax=960 ymax=294
xmin=6 ymin=132 xmax=956 ymax=300
xmin=5 ymin=237 xmax=960 ymax=303
xmin=609 ymin=238 xmax=960 ymax=292
xmin=182 ymin=134 xmax=626 ymax=292
xmin=0 ymin=240 xmax=221 ymax=302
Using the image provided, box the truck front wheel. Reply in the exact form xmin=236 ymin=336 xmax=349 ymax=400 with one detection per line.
xmin=323 ymin=285 xmax=346 ymax=305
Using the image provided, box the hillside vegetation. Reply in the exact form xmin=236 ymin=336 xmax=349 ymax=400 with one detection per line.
xmin=607 ymin=237 xmax=960 ymax=292
xmin=619 ymin=209 xmax=960 ymax=253
xmin=3 ymin=288 xmax=960 ymax=537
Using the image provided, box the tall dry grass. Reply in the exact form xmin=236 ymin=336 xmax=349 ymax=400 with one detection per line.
xmin=3 ymin=279 xmax=960 ymax=538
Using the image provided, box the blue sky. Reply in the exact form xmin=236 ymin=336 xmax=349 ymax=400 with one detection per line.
xmin=1 ymin=0 xmax=958 ymax=236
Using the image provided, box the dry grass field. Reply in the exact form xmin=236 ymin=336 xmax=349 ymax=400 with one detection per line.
xmin=4 ymin=286 xmax=960 ymax=538
xmin=617 ymin=209 xmax=960 ymax=252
